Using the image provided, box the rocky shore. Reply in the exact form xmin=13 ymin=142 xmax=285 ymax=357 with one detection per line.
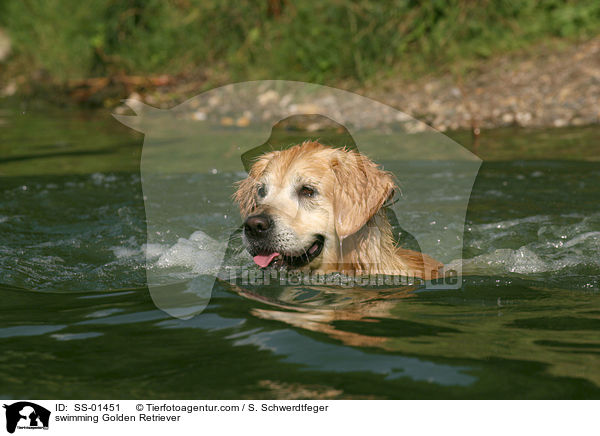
xmin=112 ymin=37 xmax=600 ymax=132
xmin=375 ymin=36 xmax=600 ymax=131
xmin=4 ymin=29 xmax=600 ymax=131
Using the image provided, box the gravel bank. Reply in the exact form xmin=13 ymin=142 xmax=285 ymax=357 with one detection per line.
xmin=374 ymin=36 xmax=600 ymax=131
xmin=117 ymin=36 xmax=600 ymax=132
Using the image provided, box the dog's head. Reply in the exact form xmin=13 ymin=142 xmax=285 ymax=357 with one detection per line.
xmin=233 ymin=141 xmax=395 ymax=270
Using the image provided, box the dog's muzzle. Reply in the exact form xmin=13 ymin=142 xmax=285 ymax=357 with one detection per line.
xmin=243 ymin=214 xmax=272 ymax=239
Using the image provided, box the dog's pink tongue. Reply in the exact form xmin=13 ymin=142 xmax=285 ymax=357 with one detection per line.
xmin=253 ymin=252 xmax=280 ymax=268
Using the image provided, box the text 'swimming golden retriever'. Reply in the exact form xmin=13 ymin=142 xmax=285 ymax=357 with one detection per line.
xmin=234 ymin=141 xmax=442 ymax=280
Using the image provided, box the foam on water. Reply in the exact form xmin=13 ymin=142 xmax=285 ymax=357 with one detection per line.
xmin=1 ymin=161 xmax=599 ymax=292
xmin=454 ymin=212 xmax=600 ymax=285
xmin=111 ymin=230 xmax=246 ymax=281
xmin=563 ymin=231 xmax=600 ymax=248
xmin=143 ymin=211 xmax=600 ymax=290
xmin=153 ymin=230 xmax=226 ymax=274
xmin=110 ymin=246 xmax=140 ymax=259
xmin=456 ymin=247 xmax=549 ymax=275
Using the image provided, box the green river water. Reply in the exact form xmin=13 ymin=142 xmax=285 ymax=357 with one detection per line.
xmin=1 ymin=102 xmax=599 ymax=399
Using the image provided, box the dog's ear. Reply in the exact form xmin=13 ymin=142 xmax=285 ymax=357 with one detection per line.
xmin=233 ymin=155 xmax=270 ymax=218
xmin=331 ymin=150 xmax=396 ymax=239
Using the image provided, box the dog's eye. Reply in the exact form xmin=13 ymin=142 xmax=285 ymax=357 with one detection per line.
xmin=257 ymin=185 xmax=267 ymax=198
xmin=299 ymin=186 xmax=316 ymax=198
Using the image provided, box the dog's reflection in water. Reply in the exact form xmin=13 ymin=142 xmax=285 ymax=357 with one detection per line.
xmin=229 ymin=281 xmax=422 ymax=349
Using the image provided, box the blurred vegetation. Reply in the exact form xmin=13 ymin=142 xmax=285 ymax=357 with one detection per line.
xmin=2 ymin=0 xmax=600 ymax=86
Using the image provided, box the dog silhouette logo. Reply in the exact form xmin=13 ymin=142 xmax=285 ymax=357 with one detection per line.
xmin=114 ymin=80 xmax=481 ymax=319
xmin=3 ymin=402 xmax=50 ymax=434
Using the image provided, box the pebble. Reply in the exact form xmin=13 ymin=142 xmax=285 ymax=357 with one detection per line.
xmin=258 ymin=90 xmax=279 ymax=106
xmin=1 ymin=81 xmax=16 ymax=97
xmin=235 ymin=116 xmax=250 ymax=127
xmin=192 ymin=111 xmax=207 ymax=121
xmin=502 ymin=113 xmax=514 ymax=124
xmin=553 ymin=119 xmax=568 ymax=127
xmin=0 ymin=28 xmax=11 ymax=62
xmin=220 ymin=117 xmax=234 ymax=126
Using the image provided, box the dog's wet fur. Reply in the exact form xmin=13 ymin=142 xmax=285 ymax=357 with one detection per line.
xmin=234 ymin=141 xmax=442 ymax=279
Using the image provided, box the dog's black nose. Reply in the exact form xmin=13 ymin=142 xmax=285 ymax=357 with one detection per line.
xmin=244 ymin=214 xmax=272 ymax=238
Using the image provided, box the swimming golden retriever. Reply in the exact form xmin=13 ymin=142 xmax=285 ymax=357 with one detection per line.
xmin=234 ymin=141 xmax=442 ymax=280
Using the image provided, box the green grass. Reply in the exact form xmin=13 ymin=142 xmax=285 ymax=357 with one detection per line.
xmin=2 ymin=0 xmax=600 ymax=87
